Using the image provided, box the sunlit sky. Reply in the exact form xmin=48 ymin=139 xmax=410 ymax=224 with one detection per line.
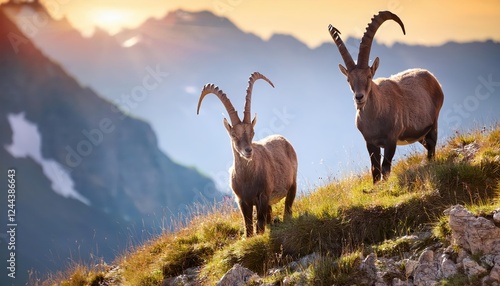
xmin=3 ymin=0 xmax=500 ymax=47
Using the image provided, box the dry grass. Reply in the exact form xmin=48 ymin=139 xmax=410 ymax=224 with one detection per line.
xmin=39 ymin=260 xmax=108 ymax=286
xmin=45 ymin=124 xmax=500 ymax=285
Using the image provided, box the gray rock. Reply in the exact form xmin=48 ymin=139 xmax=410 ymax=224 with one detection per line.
xmin=463 ymin=257 xmax=488 ymax=277
xmin=404 ymin=259 xmax=419 ymax=277
xmin=392 ymin=278 xmax=408 ymax=286
xmin=297 ymin=252 xmax=320 ymax=268
xmin=165 ymin=267 xmax=200 ymax=286
xmin=377 ymin=257 xmax=404 ymax=284
xmin=440 ymin=253 xmax=458 ymax=278
xmin=482 ymin=254 xmax=497 ymax=269
xmin=267 ymin=267 xmax=285 ymax=277
xmin=457 ymin=248 xmax=469 ymax=265
xmin=360 ymin=253 xmax=378 ymax=281
xmin=217 ymin=264 xmax=259 ymax=286
xmin=285 ymin=252 xmax=319 ymax=272
xmin=418 ymin=249 xmax=434 ymax=263
xmin=481 ymin=275 xmax=500 ymax=286
xmin=493 ymin=210 xmax=500 ymax=224
xmin=448 ymin=205 xmax=500 ymax=255
xmin=170 ymin=274 xmax=190 ymax=286
xmin=413 ymin=249 xmax=440 ymax=286
xmin=489 ymin=257 xmax=500 ymax=282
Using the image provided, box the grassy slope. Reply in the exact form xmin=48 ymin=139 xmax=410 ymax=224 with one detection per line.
xmin=44 ymin=125 xmax=500 ymax=285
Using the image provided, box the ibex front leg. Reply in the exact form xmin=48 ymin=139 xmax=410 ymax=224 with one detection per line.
xmin=367 ymin=143 xmax=381 ymax=183
xmin=382 ymin=143 xmax=396 ymax=180
xmin=239 ymin=200 xmax=254 ymax=237
xmin=256 ymin=194 xmax=269 ymax=234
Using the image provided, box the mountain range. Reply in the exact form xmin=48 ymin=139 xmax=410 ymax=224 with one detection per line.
xmin=0 ymin=3 xmax=221 ymax=283
xmin=5 ymin=3 xmax=498 ymax=193
xmin=1 ymin=1 xmax=499 ymax=283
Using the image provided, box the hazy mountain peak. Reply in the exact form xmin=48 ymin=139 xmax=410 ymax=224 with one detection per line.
xmin=0 ymin=8 xmax=222 ymax=282
xmin=1 ymin=0 xmax=48 ymax=14
xmin=268 ymin=33 xmax=309 ymax=49
xmin=92 ymin=26 xmax=112 ymax=38
xmin=166 ymin=9 xmax=237 ymax=28
xmin=1 ymin=0 xmax=52 ymax=26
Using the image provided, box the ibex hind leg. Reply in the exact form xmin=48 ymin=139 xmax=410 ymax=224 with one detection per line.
xmin=266 ymin=205 xmax=272 ymax=225
xmin=420 ymin=126 xmax=438 ymax=160
xmin=382 ymin=143 xmax=396 ymax=181
xmin=284 ymin=182 xmax=296 ymax=221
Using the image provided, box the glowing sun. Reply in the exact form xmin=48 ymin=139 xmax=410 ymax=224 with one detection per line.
xmin=90 ymin=8 xmax=134 ymax=34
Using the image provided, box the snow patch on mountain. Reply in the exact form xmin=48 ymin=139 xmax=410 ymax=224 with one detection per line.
xmin=4 ymin=112 xmax=90 ymax=205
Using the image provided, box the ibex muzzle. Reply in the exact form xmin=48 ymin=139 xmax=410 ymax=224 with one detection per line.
xmin=226 ymin=121 xmax=256 ymax=160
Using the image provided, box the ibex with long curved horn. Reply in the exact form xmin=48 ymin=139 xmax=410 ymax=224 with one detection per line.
xmin=328 ymin=11 xmax=444 ymax=183
xmin=197 ymin=72 xmax=298 ymax=237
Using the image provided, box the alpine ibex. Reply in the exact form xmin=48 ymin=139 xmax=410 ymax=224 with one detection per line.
xmin=197 ymin=72 xmax=298 ymax=237
xmin=328 ymin=11 xmax=444 ymax=183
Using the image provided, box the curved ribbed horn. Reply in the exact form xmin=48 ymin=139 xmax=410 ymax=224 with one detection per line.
xmin=357 ymin=11 xmax=405 ymax=68
xmin=243 ymin=72 xmax=275 ymax=123
xmin=197 ymin=83 xmax=241 ymax=125
xmin=328 ymin=24 xmax=355 ymax=71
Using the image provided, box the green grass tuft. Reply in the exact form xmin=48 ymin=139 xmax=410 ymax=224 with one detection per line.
xmin=306 ymin=252 xmax=362 ymax=285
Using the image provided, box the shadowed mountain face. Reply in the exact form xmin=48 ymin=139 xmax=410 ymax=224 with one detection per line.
xmin=0 ymin=8 xmax=221 ymax=283
xmin=6 ymin=5 xmax=499 ymax=192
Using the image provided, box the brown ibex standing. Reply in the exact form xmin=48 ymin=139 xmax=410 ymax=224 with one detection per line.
xmin=197 ymin=72 xmax=298 ymax=237
xmin=328 ymin=11 xmax=444 ymax=183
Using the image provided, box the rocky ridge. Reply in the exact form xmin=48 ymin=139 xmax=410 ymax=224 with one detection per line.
xmin=159 ymin=205 xmax=500 ymax=286
xmin=94 ymin=204 xmax=500 ymax=286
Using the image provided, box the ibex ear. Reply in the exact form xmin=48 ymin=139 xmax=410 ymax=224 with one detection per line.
xmin=339 ymin=64 xmax=348 ymax=77
xmin=371 ymin=57 xmax=380 ymax=76
xmin=223 ymin=118 xmax=232 ymax=132
xmin=251 ymin=114 xmax=257 ymax=127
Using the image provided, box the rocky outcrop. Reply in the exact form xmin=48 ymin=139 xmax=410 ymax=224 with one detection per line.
xmin=216 ymin=264 xmax=260 ymax=286
xmin=163 ymin=205 xmax=500 ymax=285
xmin=335 ymin=205 xmax=495 ymax=286
xmin=356 ymin=205 xmax=500 ymax=286
xmin=448 ymin=205 xmax=500 ymax=255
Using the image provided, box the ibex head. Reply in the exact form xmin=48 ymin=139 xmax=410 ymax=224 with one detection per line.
xmin=328 ymin=11 xmax=405 ymax=109
xmin=197 ymin=72 xmax=274 ymax=160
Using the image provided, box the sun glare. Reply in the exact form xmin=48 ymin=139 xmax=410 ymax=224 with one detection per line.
xmin=91 ymin=8 xmax=133 ymax=34
xmin=122 ymin=36 xmax=140 ymax=48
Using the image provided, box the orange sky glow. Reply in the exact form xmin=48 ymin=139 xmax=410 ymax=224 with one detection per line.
xmin=2 ymin=0 xmax=500 ymax=47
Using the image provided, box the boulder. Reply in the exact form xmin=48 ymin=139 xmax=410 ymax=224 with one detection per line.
xmin=448 ymin=205 xmax=500 ymax=255
xmin=217 ymin=264 xmax=259 ymax=286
